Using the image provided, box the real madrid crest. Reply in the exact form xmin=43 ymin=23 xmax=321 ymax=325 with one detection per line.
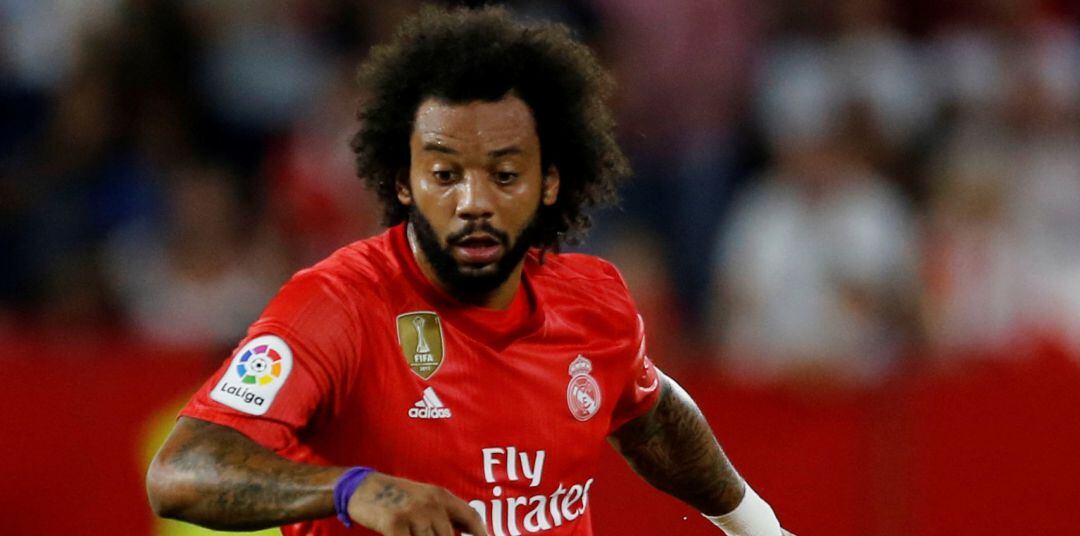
xmin=396 ymin=311 xmax=445 ymax=380
xmin=567 ymin=355 xmax=601 ymax=421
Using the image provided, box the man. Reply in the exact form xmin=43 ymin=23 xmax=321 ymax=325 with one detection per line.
xmin=146 ymin=7 xmax=792 ymax=536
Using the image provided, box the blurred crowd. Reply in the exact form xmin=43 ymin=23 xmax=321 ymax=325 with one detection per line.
xmin=2 ymin=0 xmax=1079 ymax=381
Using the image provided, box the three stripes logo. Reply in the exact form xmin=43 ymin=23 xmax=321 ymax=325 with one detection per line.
xmin=408 ymin=387 xmax=452 ymax=420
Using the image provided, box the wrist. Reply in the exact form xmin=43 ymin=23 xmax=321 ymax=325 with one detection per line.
xmin=333 ymin=466 xmax=376 ymax=528
xmin=703 ymin=482 xmax=782 ymax=536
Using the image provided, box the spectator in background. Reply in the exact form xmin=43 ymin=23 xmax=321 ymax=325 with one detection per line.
xmin=709 ymin=0 xmax=922 ymax=382
xmin=756 ymin=0 xmax=934 ymax=183
xmin=186 ymin=0 xmax=334 ymax=175
xmin=0 ymin=28 xmax=164 ymax=326
xmin=4 ymin=0 xmax=1080 ymax=371
xmin=0 ymin=0 xmax=121 ymax=93
xmin=924 ymin=3 xmax=1080 ymax=356
xmin=1000 ymin=20 xmax=1080 ymax=355
xmin=921 ymin=131 xmax=1027 ymax=355
xmin=588 ymin=0 xmax=761 ymax=334
xmin=265 ymin=67 xmax=383 ymax=266
xmin=0 ymin=0 xmax=209 ymax=330
xmin=712 ymin=111 xmax=917 ymax=383
xmin=105 ymin=164 xmax=286 ymax=348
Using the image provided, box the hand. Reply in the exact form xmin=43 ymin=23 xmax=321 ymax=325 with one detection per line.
xmin=346 ymin=472 xmax=488 ymax=536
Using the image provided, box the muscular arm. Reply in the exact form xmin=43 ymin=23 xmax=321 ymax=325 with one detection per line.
xmin=146 ymin=416 xmax=345 ymax=530
xmin=147 ymin=417 xmax=488 ymax=535
xmin=608 ymin=373 xmax=746 ymax=517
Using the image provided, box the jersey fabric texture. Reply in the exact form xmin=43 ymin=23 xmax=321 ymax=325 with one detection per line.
xmin=181 ymin=223 xmax=661 ymax=536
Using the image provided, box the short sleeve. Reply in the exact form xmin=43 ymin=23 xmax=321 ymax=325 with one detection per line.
xmin=180 ymin=271 xmax=358 ymax=453
xmin=608 ymin=314 xmax=661 ymax=433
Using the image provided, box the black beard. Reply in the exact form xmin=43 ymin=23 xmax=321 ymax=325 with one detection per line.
xmin=409 ymin=208 xmax=540 ymax=301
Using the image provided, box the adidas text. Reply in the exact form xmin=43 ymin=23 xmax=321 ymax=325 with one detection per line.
xmin=409 ymin=406 xmax=452 ymax=419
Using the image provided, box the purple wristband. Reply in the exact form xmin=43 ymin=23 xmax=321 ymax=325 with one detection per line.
xmin=334 ymin=466 xmax=375 ymax=528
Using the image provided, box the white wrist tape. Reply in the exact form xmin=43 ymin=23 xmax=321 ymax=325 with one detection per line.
xmin=703 ymin=483 xmax=782 ymax=536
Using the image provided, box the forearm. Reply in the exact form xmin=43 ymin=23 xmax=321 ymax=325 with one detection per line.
xmin=146 ymin=416 xmax=345 ymax=530
xmin=608 ymin=373 xmax=746 ymax=516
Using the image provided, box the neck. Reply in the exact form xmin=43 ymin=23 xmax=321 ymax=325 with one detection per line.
xmin=406 ymin=223 xmax=523 ymax=310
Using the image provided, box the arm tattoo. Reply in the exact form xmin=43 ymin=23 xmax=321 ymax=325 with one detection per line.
xmin=608 ymin=375 xmax=746 ymax=516
xmin=372 ymin=483 xmax=409 ymax=507
xmin=148 ymin=417 xmax=345 ymax=530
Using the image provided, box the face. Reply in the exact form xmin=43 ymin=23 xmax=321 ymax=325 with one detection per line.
xmin=398 ymin=95 xmax=560 ymax=298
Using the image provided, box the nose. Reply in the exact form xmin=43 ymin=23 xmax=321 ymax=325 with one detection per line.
xmin=455 ymin=172 xmax=495 ymax=221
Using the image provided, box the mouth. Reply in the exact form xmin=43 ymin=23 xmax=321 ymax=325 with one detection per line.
xmin=450 ymin=233 xmax=505 ymax=265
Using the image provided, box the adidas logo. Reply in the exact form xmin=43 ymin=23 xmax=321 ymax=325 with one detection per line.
xmin=408 ymin=387 xmax=452 ymax=419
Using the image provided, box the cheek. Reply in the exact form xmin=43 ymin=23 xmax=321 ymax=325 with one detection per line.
xmin=409 ymin=177 xmax=452 ymax=211
xmin=499 ymin=186 xmax=543 ymax=228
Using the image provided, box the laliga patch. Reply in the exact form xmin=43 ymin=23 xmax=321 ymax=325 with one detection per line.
xmin=211 ymin=335 xmax=293 ymax=415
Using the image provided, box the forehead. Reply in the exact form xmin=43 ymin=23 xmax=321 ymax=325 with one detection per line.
xmin=412 ymin=95 xmax=539 ymax=151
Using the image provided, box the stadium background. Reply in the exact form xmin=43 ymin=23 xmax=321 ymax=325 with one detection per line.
xmin=2 ymin=0 xmax=1080 ymax=534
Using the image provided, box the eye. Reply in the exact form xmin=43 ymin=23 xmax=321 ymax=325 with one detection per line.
xmin=432 ymin=170 xmax=456 ymax=183
xmin=495 ymin=171 xmax=519 ymax=185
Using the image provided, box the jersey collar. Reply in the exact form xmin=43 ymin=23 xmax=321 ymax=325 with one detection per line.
xmin=389 ymin=223 xmax=546 ymax=349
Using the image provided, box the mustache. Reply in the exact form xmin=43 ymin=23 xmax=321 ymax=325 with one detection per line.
xmin=446 ymin=221 xmax=510 ymax=247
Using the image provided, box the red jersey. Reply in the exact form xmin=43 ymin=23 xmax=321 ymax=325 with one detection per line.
xmin=181 ymin=223 xmax=661 ymax=536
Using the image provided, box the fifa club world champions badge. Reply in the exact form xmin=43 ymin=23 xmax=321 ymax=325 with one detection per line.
xmin=567 ymin=355 xmax=601 ymax=421
xmin=397 ymin=311 xmax=445 ymax=380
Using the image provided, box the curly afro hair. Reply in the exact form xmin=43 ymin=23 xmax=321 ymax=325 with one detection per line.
xmin=351 ymin=6 xmax=630 ymax=251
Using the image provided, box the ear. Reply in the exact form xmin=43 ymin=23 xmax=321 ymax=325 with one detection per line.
xmin=395 ymin=170 xmax=413 ymax=206
xmin=542 ymin=165 xmax=560 ymax=206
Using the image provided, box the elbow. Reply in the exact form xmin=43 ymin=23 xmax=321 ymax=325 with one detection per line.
xmin=145 ymin=455 xmax=191 ymax=520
